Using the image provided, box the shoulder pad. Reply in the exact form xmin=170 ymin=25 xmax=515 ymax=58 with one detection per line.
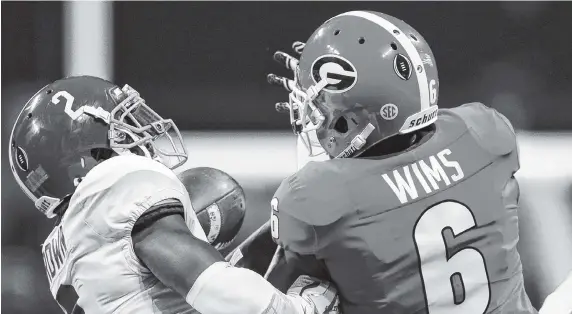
xmin=88 ymin=154 xmax=179 ymax=183
xmin=71 ymin=154 xmax=191 ymax=240
xmin=451 ymin=102 xmax=517 ymax=157
xmin=275 ymin=161 xmax=352 ymax=227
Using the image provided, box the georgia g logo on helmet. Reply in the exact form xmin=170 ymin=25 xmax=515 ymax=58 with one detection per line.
xmin=311 ymin=54 xmax=358 ymax=94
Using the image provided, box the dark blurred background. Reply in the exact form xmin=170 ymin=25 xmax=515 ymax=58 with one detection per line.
xmin=2 ymin=2 xmax=572 ymax=313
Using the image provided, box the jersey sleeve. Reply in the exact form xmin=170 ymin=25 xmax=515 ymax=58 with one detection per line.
xmin=272 ymin=183 xmax=316 ymax=255
xmin=272 ymin=161 xmax=352 ymax=255
xmin=455 ymin=103 xmax=517 ymax=155
xmin=132 ymin=201 xmax=185 ymax=235
xmin=455 ymin=102 xmax=519 ymax=171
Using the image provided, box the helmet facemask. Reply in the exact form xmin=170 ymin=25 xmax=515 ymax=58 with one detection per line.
xmin=108 ymin=85 xmax=188 ymax=169
xmin=287 ymin=69 xmax=329 ymax=157
xmin=290 ymin=73 xmax=377 ymax=159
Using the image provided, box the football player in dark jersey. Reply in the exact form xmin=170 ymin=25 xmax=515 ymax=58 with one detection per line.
xmin=265 ymin=10 xmax=539 ymax=314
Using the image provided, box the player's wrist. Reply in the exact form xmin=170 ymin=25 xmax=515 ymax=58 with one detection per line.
xmin=185 ymin=261 xmax=229 ymax=305
xmin=186 ymin=261 xmax=279 ymax=314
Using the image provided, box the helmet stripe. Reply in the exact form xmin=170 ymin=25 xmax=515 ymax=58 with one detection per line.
xmin=338 ymin=11 xmax=430 ymax=111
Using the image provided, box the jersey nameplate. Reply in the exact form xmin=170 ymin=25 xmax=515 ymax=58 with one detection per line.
xmin=42 ymin=225 xmax=68 ymax=287
xmin=382 ymin=148 xmax=465 ymax=204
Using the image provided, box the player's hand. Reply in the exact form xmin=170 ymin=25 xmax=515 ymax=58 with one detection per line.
xmin=287 ymin=275 xmax=340 ymax=314
xmin=267 ymin=41 xmax=305 ymax=114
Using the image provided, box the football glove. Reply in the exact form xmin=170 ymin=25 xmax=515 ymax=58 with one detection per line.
xmin=287 ymin=275 xmax=340 ymax=314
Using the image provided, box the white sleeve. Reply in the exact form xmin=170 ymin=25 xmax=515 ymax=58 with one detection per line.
xmin=186 ymin=262 xmax=339 ymax=314
xmin=539 ymin=271 xmax=572 ymax=314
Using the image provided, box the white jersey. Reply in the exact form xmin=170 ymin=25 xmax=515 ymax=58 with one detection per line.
xmin=41 ymin=155 xmax=207 ymax=314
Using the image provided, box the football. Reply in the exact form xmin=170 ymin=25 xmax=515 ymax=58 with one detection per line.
xmin=177 ymin=167 xmax=246 ymax=250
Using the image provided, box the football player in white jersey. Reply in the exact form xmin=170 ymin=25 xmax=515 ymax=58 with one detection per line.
xmin=8 ymin=76 xmax=339 ymax=314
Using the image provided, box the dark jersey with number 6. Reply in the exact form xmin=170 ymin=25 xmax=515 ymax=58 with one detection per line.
xmin=271 ymin=103 xmax=537 ymax=314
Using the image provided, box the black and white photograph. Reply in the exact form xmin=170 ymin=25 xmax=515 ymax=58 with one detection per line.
xmin=2 ymin=2 xmax=572 ymax=314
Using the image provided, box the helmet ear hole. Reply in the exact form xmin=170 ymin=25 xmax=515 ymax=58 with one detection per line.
xmin=129 ymin=146 xmax=145 ymax=157
xmin=90 ymin=148 xmax=114 ymax=162
xmin=333 ymin=116 xmax=349 ymax=133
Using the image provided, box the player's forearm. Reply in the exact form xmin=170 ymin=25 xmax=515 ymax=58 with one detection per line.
xmin=133 ymin=215 xmax=337 ymax=314
xmin=187 ymin=262 xmax=337 ymax=314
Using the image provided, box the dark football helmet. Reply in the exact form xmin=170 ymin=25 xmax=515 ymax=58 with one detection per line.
xmin=270 ymin=10 xmax=439 ymax=158
xmin=9 ymin=76 xmax=188 ymax=218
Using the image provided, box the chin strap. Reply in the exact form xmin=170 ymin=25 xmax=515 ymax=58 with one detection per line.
xmin=37 ymin=194 xmax=72 ymax=219
xmin=335 ymin=123 xmax=376 ymax=159
xmin=36 ymin=196 xmax=63 ymax=219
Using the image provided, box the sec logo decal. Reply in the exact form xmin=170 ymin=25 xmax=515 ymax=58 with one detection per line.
xmin=380 ymin=104 xmax=398 ymax=120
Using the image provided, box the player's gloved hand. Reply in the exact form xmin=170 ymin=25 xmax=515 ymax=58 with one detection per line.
xmin=287 ymin=275 xmax=340 ymax=314
xmin=267 ymin=41 xmax=305 ymax=114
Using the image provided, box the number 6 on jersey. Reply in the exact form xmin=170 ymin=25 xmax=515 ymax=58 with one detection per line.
xmin=270 ymin=198 xmax=279 ymax=239
xmin=414 ymin=201 xmax=491 ymax=314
